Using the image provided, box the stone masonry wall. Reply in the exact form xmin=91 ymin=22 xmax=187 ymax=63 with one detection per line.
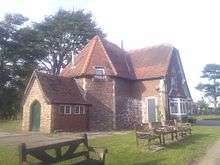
xmin=115 ymin=78 xmax=142 ymax=129
xmin=22 ymin=79 xmax=52 ymax=133
xmin=85 ymin=77 xmax=115 ymax=131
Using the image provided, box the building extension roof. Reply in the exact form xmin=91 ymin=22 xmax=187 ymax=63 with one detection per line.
xmin=23 ymin=71 xmax=89 ymax=105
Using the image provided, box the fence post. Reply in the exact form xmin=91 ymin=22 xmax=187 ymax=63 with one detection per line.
xmin=83 ymin=133 xmax=90 ymax=159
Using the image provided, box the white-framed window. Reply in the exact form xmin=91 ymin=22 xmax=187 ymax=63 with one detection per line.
xmin=64 ymin=105 xmax=71 ymax=115
xmin=95 ymin=66 xmax=105 ymax=76
xmin=60 ymin=105 xmax=65 ymax=114
xmin=170 ymin=101 xmax=178 ymax=114
xmin=60 ymin=105 xmax=71 ymax=115
xmin=74 ymin=105 xmax=85 ymax=115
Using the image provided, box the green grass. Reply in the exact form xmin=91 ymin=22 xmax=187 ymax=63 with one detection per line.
xmin=193 ymin=114 xmax=220 ymax=120
xmin=1 ymin=126 xmax=220 ymax=165
xmin=0 ymin=120 xmax=21 ymax=132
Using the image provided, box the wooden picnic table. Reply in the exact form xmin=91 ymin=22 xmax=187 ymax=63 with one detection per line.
xmin=154 ymin=126 xmax=178 ymax=145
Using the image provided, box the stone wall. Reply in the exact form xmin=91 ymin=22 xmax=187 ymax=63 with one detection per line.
xmin=85 ymin=77 xmax=115 ymax=131
xmin=115 ymin=78 xmax=142 ymax=129
xmin=22 ymin=79 xmax=52 ymax=133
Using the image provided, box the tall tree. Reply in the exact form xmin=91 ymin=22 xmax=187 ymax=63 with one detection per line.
xmin=196 ymin=64 xmax=220 ymax=109
xmin=33 ymin=9 xmax=105 ymax=75
xmin=0 ymin=14 xmax=44 ymax=119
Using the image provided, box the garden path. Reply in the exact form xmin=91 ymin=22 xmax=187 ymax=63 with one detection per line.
xmin=196 ymin=140 xmax=220 ymax=165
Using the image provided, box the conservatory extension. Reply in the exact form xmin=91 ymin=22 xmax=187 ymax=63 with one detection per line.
xmin=169 ymin=98 xmax=193 ymax=120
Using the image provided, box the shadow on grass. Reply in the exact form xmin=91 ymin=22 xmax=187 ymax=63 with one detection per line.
xmin=133 ymin=158 xmax=167 ymax=165
xmin=164 ymin=133 xmax=211 ymax=149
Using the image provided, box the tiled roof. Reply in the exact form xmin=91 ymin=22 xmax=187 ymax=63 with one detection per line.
xmin=128 ymin=45 xmax=173 ymax=79
xmin=60 ymin=35 xmax=174 ymax=80
xmin=31 ymin=72 xmax=88 ymax=105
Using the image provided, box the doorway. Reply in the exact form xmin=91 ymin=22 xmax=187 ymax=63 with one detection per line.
xmin=147 ymin=98 xmax=157 ymax=122
xmin=30 ymin=101 xmax=41 ymax=131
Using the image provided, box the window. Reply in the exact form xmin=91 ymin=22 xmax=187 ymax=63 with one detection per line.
xmin=180 ymin=102 xmax=184 ymax=113
xmin=60 ymin=105 xmax=65 ymax=114
xmin=60 ymin=105 xmax=71 ymax=115
xmin=95 ymin=67 xmax=105 ymax=76
xmin=74 ymin=105 xmax=85 ymax=115
xmin=64 ymin=105 xmax=71 ymax=115
xmin=170 ymin=101 xmax=178 ymax=114
xmin=180 ymin=101 xmax=188 ymax=114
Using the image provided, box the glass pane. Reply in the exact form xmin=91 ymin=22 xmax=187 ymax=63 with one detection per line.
xmin=60 ymin=106 xmax=64 ymax=114
xmin=75 ymin=106 xmax=80 ymax=114
xmin=95 ymin=68 xmax=105 ymax=75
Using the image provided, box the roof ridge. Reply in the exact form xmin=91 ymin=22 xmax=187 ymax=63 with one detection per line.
xmin=97 ymin=37 xmax=117 ymax=75
xmin=129 ymin=43 xmax=174 ymax=53
xmin=81 ymin=35 xmax=99 ymax=74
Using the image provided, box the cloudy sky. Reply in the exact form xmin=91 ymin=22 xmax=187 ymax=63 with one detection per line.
xmin=1 ymin=0 xmax=220 ymax=101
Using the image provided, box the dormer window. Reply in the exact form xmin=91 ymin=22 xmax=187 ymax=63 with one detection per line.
xmin=95 ymin=67 xmax=105 ymax=76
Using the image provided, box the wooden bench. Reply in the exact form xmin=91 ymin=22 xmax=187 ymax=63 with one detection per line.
xmin=19 ymin=134 xmax=107 ymax=165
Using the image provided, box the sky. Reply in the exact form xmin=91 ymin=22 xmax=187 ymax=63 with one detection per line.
xmin=1 ymin=0 xmax=220 ymax=102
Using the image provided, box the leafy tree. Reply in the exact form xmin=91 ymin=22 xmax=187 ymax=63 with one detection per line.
xmin=197 ymin=98 xmax=209 ymax=114
xmin=0 ymin=14 xmax=44 ymax=119
xmin=196 ymin=64 xmax=220 ymax=109
xmin=33 ymin=9 xmax=105 ymax=75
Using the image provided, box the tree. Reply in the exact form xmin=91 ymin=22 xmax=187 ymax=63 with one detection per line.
xmin=0 ymin=14 xmax=44 ymax=119
xmin=197 ymin=98 xmax=209 ymax=114
xmin=33 ymin=9 xmax=105 ymax=75
xmin=196 ymin=64 xmax=220 ymax=109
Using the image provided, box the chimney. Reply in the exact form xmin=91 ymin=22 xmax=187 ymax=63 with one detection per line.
xmin=120 ymin=40 xmax=124 ymax=50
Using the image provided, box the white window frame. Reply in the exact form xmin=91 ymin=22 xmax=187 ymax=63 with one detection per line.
xmin=170 ymin=100 xmax=178 ymax=114
xmin=95 ymin=67 xmax=105 ymax=76
xmin=63 ymin=105 xmax=72 ymax=115
xmin=170 ymin=98 xmax=191 ymax=115
xmin=74 ymin=105 xmax=85 ymax=115
xmin=59 ymin=105 xmax=65 ymax=114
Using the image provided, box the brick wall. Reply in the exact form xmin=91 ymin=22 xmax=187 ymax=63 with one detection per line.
xmin=131 ymin=79 xmax=167 ymax=124
xmin=52 ymin=104 xmax=89 ymax=132
xmin=22 ymin=79 xmax=52 ymax=133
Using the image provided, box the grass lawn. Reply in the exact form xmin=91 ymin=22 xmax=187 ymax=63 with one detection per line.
xmin=193 ymin=114 xmax=220 ymax=120
xmin=0 ymin=120 xmax=21 ymax=132
xmin=1 ymin=126 xmax=220 ymax=165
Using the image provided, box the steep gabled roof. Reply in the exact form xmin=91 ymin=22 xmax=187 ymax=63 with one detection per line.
xmin=23 ymin=71 xmax=89 ymax=105
xmin=60 ymin=36 xmax=176 ymax=80
xmin=60 ymin=35 xmax=134 ymax=79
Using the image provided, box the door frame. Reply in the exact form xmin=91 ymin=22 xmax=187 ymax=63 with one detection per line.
xmin=146 ymin=96 xmax=158 ymax=122
xmin=30 ymin=100 xmax=41 ymax=131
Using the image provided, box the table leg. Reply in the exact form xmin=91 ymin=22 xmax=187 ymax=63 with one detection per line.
xmin=175 ymin=132 xmax=178 ymax=140
xmin=171 ymin=132 xmax=174 ymax=140
xmin=159 ymin=135 xmax=162 ymax=145
xmin=162 ymin=134 xmax=165 ymax=145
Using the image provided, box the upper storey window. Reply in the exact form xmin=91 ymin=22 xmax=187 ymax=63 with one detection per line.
xmin=94 ymin=66 xmax=106 ymax=80
xmin=95 ymin=66 xmax=105 ymax=76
